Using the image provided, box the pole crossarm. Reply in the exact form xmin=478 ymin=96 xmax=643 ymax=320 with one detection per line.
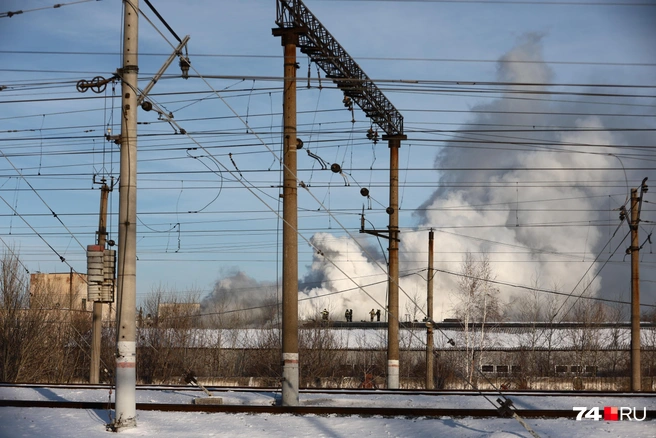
xmin=275 ymin=0 xmax=404 ymax=137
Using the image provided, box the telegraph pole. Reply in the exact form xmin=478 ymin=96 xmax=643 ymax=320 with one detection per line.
xmin=630 ymin=187 xmax=641 ymax=392
xmin=426 ymin=229 xmax=434 ymax=389
xmin=90 ymin=180 xmax=111 ymax=384
xmin=112 ymin=0 xmax=139 ymax=430
xmin=274 ymin=0 xmax=405 ymax=391
xmin=272 ymin=25 xmax=300 ymax=407
xmin=622 ymin=178 xmax=648 ymax=392
xmin=386 ymin=135 xmax=402 ymax=389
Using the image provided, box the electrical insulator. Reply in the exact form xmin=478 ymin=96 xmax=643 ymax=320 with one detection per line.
xmin=87 ymin=245 xmax=104 ymax=302
xmin=330 ymin=163 xmax=341 ymax=173
xmin=86 ymin=245 xmax=116 ymax=303
xmin=179 ymin=56 xmax=191 ymax=79
xmin=103 ymin=249 xmax=116 ymax=282
xmin=367 ymin=127 xmax=379 ymax=144
xmin=101 ymin=249 xmax=116 ymax=302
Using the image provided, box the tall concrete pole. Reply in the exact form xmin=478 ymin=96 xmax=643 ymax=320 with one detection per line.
xmin=113 ymin=0 xmax=139 ymax=429
xmin=426 ymin=229 xmax=434 ymax=389
xmin=386 ymin=136 xmax=401 ymax=389
xmin=90 ymin=181 xmax=110 ymax=384
xmin=273 ymin=27 xmax=300 ymax=406
xmin=630 ymin=187 xmax=641 ymax=392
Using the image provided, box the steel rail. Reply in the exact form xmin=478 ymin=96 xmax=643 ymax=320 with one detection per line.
xmin=2 ymin=383 xmax=656 ymax=398
xmin=4 ymin=399 xmax=654 ymax=419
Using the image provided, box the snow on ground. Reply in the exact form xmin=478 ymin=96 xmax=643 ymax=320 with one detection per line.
xmin=0 ymin=386 xmax=654 ymax=438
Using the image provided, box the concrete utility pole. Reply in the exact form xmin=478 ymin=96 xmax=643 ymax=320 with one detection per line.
xmin=112 ymin=0 xmax=139 ymax=430
xmin=90 ymin=180 xmax=111 ymax=384
xmin=272 ymin=25 xmax=300 ymax=407
xmin=426 ymin=229 xmax=434 ymax=389
xmin=621 ymin=177 xmax=648 ymax=392
xmin=630 ymin=187 xmax=641 ymax=392
xmin=386 ymin=135 xmax=401 ymax=389
xmin=274 ymin=0 xmax=405 ymax=390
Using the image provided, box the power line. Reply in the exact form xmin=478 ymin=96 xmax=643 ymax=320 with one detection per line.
xmin=0 ymin=0 xmax=97 ymax=19
xmin=3 ymin=50 xmax=655 ymax=67
xmin=314 ymin=0 xmax=656 ymax=6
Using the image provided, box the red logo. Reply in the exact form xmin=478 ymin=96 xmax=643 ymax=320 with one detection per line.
xmin=604 ymin=406 xmax=618 ymax=421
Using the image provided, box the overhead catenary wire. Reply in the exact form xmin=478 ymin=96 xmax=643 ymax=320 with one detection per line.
xmin=0 ymin=150 xmax=86 ymax=252
xmin=0 ymin=0 xmax=97 ymax=19
xmin=2 ymin=49 xmax=656 ymax=68
xmin=0 ymin=0 xmax=652 ymax=360
xmin=119 ymin=13 xmax=523 ymax=413
xmin=1 ymin=0 xmax=652 ymax=326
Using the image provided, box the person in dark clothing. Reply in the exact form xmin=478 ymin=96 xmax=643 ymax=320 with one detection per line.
xmin=376 ymin=309 xmax=381 ymax=322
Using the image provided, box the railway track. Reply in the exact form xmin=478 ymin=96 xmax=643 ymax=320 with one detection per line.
xmin=5 ymin=398 xmax=653 ymax=419
xmin=2 ymin=382 xmax=655 ymax=398
xmin=2 ymin=383 xmax=654 ymax=419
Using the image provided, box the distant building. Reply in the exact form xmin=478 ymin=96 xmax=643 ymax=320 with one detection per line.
xmin=29 ymin=271 xmax=115 ymax=320
xmin=30 ymin=272 xmax=89 ymax=311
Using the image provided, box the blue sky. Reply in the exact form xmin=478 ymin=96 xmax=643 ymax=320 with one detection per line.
xmin=1 ymin=0 xmax=655 ymax=321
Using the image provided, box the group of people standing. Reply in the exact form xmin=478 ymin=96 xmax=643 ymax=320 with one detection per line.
xmin=369 ymin=308 xmax=381 ymax=322
xmin=342 ymin=308 xmax=382 ymax=322
xmin=321 ymin=308 xmax=385 ymax=322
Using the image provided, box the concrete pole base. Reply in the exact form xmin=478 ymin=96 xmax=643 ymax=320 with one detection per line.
xmin=193 ymin=397 xmax=223 ymax=405
xmin=282 ymin=353 xmax=299 ymax=406
xmin=387 ymin=359 xmax=400 ymax=389
xmin=106 ymin=417 xmax=137 ymax=432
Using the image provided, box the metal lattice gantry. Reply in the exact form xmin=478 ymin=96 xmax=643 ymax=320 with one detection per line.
xmin=274 ymin=0 xmax=406 ymax=392
xmin=275 ymin=0 xmax=404 ymax=137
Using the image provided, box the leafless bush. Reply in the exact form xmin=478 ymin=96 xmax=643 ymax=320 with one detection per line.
xmin=452 ymin=252 xmax=503 ymax=385
xmin=240 ymin=327 xmax=280 ymax=378
xmin=0 ymin=250 xmax=94 ymax=383
xmin=136 ymin=287 xmax=202 ymax=383
xmin=299 ymin=321 xmax=347 ymax=385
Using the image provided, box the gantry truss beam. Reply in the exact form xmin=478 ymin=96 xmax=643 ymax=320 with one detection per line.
xmin=275 ymin=0 xmax=404 ymax=137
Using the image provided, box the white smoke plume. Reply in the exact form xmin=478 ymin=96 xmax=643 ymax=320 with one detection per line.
xmin=297 ymin=33 xmax=655 ymax=322
xmin=201 ymin=269 xmax=279 ymax=327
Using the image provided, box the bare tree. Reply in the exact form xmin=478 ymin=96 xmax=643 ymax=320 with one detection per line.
xmin=566 ymin=299 xmax=607 ymax=388
xmin=604 ymin=303 xmax=630 ymax=377
xmin=404 ymin=287 xmax=426 ymax=323
xmin=299 ymin=321 xmax=347 ymax=386
xmin=642 ymin=307 xmax=656 ymax=381
xmin=137 ymin=286 xmax=202 ymax=383
xmin=452 ymin=252 xmax=502 ymax=384
xmin=0 ymin=250 xmax=90 ymax=383
xmin=510 ymin=276 xmax=562 ymax=388
xmin=0 ymin=250 xmax=41 ymax=382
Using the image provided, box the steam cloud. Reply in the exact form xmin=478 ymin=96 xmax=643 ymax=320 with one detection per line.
xmin=201 ymin=270 xmax=279 ymax=327
xmin=203 ymin=33 xmax=654 ymax=323
xmin=298 ymin=33 xmax=655 ymax=322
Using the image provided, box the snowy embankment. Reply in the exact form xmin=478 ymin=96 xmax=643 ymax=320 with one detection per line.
xmin=0 ymin=386 xmax=654 ymax=438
